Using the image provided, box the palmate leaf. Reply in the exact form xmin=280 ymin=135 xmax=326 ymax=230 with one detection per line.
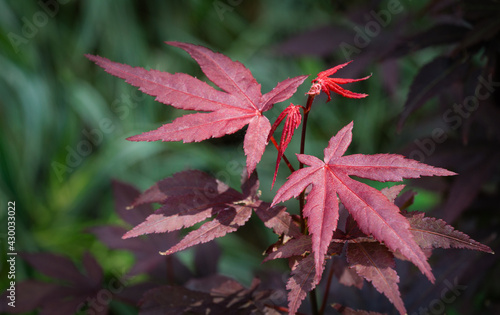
xmin=140 ymin=276 xmax=279 ymax=315
xmin=123 ymin=170 xmax=292 ymax=256
xmin=86 ymin=42 xmax=307 ymax=175
xmin=89 ymin=181 xmax=192 ymax=281
xmin=123 ymin=170 xmax=244 ymax=238
xmin=272 ymin=122 xmax=456 ymax=284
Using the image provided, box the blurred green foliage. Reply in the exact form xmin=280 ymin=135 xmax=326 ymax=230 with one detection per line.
xmin=0 ymin=0 xmax=444 ymax=309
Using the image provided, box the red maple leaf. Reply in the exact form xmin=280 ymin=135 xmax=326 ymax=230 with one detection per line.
xmin=308 ymin=61 xmax=371 ymax=101
xmin=272 ymin=121 xmax=456 ymax=284
xmin=86 ymin=42 xmax=307 ymax=175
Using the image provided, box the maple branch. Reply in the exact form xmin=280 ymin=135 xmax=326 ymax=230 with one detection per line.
xmin=269 ymin=135 xmax=295 ymax=174
xmin=166 ymin=256 xmax=175 ymax=284
xmin=299 ymin=94 xmax=315 ymax=168
xmin=299 ymin=94 xmax=316 ymax=233
xmin=310 ymin=287 xmax=319 ymax=315
xmin=319 ymin=260 xmax=335 ymax=314
xmin=298 ymin=93 xmax=320 ymax=315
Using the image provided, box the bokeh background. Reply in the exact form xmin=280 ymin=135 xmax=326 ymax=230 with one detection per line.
xmin=1 ymin=0 xmax=499 ymax=314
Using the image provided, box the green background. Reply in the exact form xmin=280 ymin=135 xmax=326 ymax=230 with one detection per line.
xmin=1 ymin=1 xmax=488 ymax=314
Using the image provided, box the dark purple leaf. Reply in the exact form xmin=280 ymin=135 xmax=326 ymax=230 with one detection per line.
xmin=161 ymin=205 xmax=253 ymax=255
xmin=194 ymin=241 xmax=221 ymax=277
xmin=254 ymin=202 xmax=301 ymax=238
xmin=441 ymin=152 xmax=499 ymax=222
xmin=21 ymin=253 xmax=87 ymax=285
xmin=330 ymin=256 xmax=364 ymax=289
xmin=0 ymin=281 xmax=58 ymax=314
xmin=347 ymin=242 xmax=405 ymax=315
xmin=112 ymin=180 xmax=153 ymax=226
xmin=332 ymin=303 xmax=387 ymax=315
xmin=398 ymin=56 xmax=468 ymax=130
xmin=386 ymin=24 xmax=470 ymax=59
xmin=123 ymin=170 xmax=243 ymax=238
xmin=264 ymin=235 xmax=312 ymax=262
xmin=286 ymin=255 xmax=318 ymax=315
xmin=82 ymin=252 xmax=103 ymax=287
xmin=405 ymin=211 xmax=493 ymax=253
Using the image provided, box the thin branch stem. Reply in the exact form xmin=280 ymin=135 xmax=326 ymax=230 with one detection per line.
xmin=299 ymin=95 xmax=315 ymax=168
xmin=298 ymin=94 xmax=319 ymax=315
xmin=310 ymin=288 xmax=319 ymax=315
xmin=299 ymin=94 xmax=315 ymax=233
xmin=269 ymin=136 xmax=295 ymax=173
xmin=319 ymin=260 xmax=335 ymax=314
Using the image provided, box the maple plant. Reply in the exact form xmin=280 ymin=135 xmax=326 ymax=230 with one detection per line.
xmin=84 ymin=42 xmax=493 ymax=314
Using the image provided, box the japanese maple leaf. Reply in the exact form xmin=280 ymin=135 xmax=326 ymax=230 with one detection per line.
xmin=122 ymin=169 xmax=297 ymax=255
xmin=141 ymin=276 xmax=277 ymax=314
xmin=0 ymin=252 xmax=107 ymax=314
xmin=272 ymin=121 xmax=456 ymax=284
xmin=86 ymin=42 xmax=307 ymax=175
xmin=308 ymin=61 xmax=371 ymax=101
xmin=89 ymin=181 xmax=192 ymax=282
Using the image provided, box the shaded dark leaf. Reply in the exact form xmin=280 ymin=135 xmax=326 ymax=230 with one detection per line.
xmin=385 ymin=24 xmax=470 ymax=59
xmin=112 ymin=180 xmax=153 ymax=226
xmin=194 ymin=241 xmax=221 ymax=277
xmin=82 ymin=252 xmax=103 ymax=287
xmin=332 ymin=303 xmax=387 ymax=315
xmin=123 ymin=170 xmax=244 ymax=239
xmin=0 ymin=281 xmax=58 ymax=314
xmin=286 ymin=254 xmax=318 ymax=315
xmin=347 ymin=242 xmax=405 ymax=315
xmin=398 ymin=56 xmax=468 ymax=130
xmin=264 ymin=235 xmax=312 ymax=262
xmin=405 ymin=211 xmax=493 ymax=253
xmin=161 ymin=205 xmax=253 ymax=255
xmin=330 ymin=256 xmax=364 ymax=289
xmin=441 ymin=151 xmax=499 ymax=222
xmin=139 ymin=276 xmax=278 ymax=315
xmin=21 ymin=253 xmax=89 ymax=285
xmin=254 ymin=202 xmax=301 ymax=238
xmin=89 ymin=182 xmax=190 ymax=281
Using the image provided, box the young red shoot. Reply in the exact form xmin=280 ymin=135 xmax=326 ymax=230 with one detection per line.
xmin=308 ymin=61 xmax=371 ymax=101
xmin=268 ymin=103 xmax=303 ymax=188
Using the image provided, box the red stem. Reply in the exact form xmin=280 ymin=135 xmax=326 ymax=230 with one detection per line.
xmin=269 ymin=136 xmax=295 ymax=173
xmin=298 ymin=94 xmax=320 ymax=315
xmin=299 ymin=94 xmax=315 ymax=233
